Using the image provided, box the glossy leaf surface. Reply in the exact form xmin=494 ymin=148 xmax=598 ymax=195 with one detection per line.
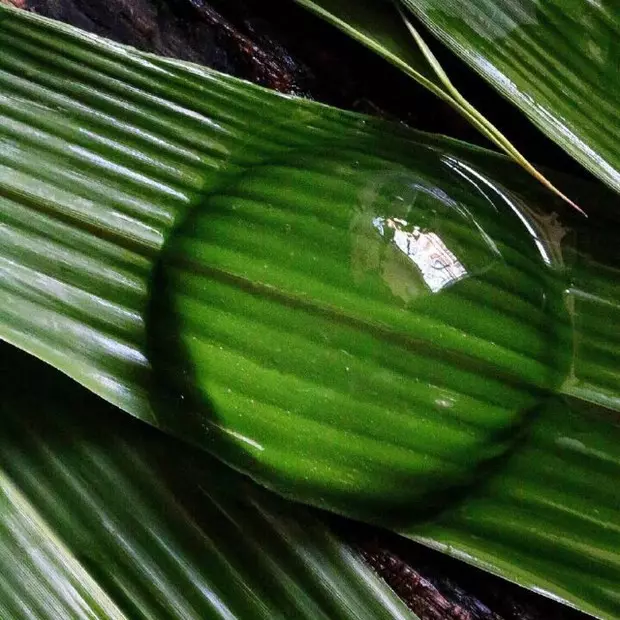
xmin=400 ymin=0 xmax=620 ymax=194
xmin=1 ymin=6 xmax=619 ymax=616
xmin=0 ymin=344 xmax=417 ymax=620
xmin=0 ymin=3 xmax=573 ymax=521
xmin=406 ymin=396 xmax=620 ymax=619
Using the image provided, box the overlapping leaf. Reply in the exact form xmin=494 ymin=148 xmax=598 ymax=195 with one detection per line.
xmin=291 ymin=0 xmax=582 ymax=210
xmin=400 ymin=0 xmax=620 ymax=195
xmin=1 ymin=5 xmax=620 ymax=617
xmin=0 ymin=344 xmax=417 ymax=620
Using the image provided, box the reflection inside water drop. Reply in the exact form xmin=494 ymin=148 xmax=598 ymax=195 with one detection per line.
xmin=350 ymin=169 xmax=505 ymax=304
xmin=371 ymin=216 xmax=468 ymax=293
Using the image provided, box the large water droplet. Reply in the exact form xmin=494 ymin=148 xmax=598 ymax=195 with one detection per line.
xmin=147 ymin=143 xmax=570 ymax=523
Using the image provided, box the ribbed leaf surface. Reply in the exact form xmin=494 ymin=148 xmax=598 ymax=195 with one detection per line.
xmin=0 ymin=3 xmax=365 ymax=418
xmin=0 ymin=7 xmax=619 ymax=617
xmin=407 ymin=396 xmax=620 ymax=619
xmin=400 ymin=0 xmax=620 ymax=194
xmin=0 ymin=4 xmax=573 ymax=521
xmin=150 ymin=144 xmax=569 ymax=520
xmin=0 ymin=345 xmax=416 ymax=620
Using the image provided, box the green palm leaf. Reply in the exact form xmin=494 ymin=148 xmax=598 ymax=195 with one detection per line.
xmin=0 ymin=344 xmax=416 ymax=620
xmin=0 ymin=3 xmax=571 ymax=517
xmin=399 ymin=0 xmax=620 ymax=195
xmin=1 ymin=5 xmax=619 ymax=617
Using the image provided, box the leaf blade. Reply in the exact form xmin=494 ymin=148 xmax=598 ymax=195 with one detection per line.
xmin=0 ymin=345 xmax=417 ymax=620
xmin=399 ymin=0 xmax=620 ymax=195
xmin=1 ymin=7 xmax=620 ymax=617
